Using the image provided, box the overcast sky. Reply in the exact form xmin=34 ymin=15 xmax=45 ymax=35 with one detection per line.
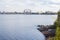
xmin=0 ymin=0 xmax=60 ymax=12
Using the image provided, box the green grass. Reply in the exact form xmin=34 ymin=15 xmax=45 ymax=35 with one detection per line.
xmin=49 ymin=11 xmax=60 ymax=40
xmin=54 ymin=11 xmax=60 ymax=40
xmin=54 ymin=27 xmax=60 ymax=40
xmin=49 ymin=27 xmax=60 ymax=40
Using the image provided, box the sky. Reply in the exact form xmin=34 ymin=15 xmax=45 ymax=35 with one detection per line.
xmin=0 ymin=0 xmax=60 ymax=12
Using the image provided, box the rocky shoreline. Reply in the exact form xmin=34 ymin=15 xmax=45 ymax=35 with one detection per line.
xmin=37 ymin=25 xmax=56 ymax=40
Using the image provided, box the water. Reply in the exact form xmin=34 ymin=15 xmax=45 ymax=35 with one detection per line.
xmin=0 ymin=15 xmax=57 ymax=40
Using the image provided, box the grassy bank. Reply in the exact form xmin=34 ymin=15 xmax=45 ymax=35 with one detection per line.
xmin=54 ymin=27 xmax=60 ymax=40
xmin=47 ymin=11 xmax=60 ymax=40
xmin=54 ymin=11 xmax=60 ymax=40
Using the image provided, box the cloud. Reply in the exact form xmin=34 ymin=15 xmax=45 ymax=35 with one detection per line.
xmin=0 ymin=0 xmax=60 ymax=12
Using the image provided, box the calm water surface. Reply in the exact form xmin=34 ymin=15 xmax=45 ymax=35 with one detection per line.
xmin=0 ymin=15 xmax=57 ymax=40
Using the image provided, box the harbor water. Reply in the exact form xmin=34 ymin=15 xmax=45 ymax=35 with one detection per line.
xmin=0 ymin=14 xmax=57 ymax=40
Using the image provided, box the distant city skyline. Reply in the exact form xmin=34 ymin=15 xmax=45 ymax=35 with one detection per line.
xmin=0 ymin=0 xmax=60 ymax=12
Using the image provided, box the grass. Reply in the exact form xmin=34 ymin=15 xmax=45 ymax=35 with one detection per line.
xmin=54 ymin=27 xmax=60 ymax=40
xmin=49 ymin=27 xmax=60 ymax=40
